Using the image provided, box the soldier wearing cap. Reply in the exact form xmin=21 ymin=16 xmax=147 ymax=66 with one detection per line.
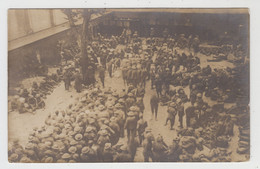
xmin=155 ymin=74 xmax=162 ymax=98
xmin=152 ymin=135 xmax=168 ymax=162
xmin=107 ymin=60 xmax=113 ymax=78
xmin=74 ymin=69 xmax=82 ymax=93
xmin=114 ymin=145 xmax=132 ymax=162
xmin=80 ymin=146 xmax=91 ymax=162
xmin=142 ymin=129 xmax=154 ymax=162
xmin=150 ymin=93 xmax=159 ymax=120
xmin=176 ymin=99 xmax=184 ymax=128
xmin=125 ymin=93 xmax=135 ymax=111
xmin=9 ymin=153 xmax=19 ymax=162
xmin=190 ymin=85 xmax=197 ymax=106
xmin=125 ymin=111 xmax=137 ymax=143
xmin=165 ymin=103 xmax=177 ymax=130
xmin=185 ymin=105 xmax=195 ymax=128
xmin=167 ymin=136 xmax=182 ymax=161
xmin=108 ymin=118 xmax=120 ymax=145
xmin=63 ymin=68 xmax=72 ymax=91
xmin=136 ymin=114 xmax=147 ymax=145
xmin=102 ymin=143 xmax=114 ymax=162
xmin=114 ymin=110 xmax=125 ymax=137
xmin=98 ymin=65 xmax=105 ymax=88
xmin=122 ymin=65 xmax=128 ymax=86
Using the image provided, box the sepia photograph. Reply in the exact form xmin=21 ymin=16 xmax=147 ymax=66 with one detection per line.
xmin=8 ymin=8 xmax=250 ymax=163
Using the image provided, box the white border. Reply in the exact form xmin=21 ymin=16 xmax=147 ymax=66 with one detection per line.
xmin=1 ymin=0 xmax=260 ymax=169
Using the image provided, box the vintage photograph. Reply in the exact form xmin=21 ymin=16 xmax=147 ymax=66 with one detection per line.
xmin=8 ymin=8 xmax=249 ymax=162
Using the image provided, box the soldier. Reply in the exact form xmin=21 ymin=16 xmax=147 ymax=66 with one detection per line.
xmin=155 ymin=75 xmax=162 ymax=98
xmin=136 ymin=114 xmax=148 ymax=145
xmin=128 ymin=137 xmax=139 ymax=161
xmin=74 ymin=69 xmax=82 ymax=93
xmin=185 ymin=105 xmax=195 ymax=128
xmin=114 ymin=110 xmax=125 ymax=137
xmin=190 ymin=85 xmax=197 ymax=106
xmin=150 ymin=94 xmax=159 ymax=120
xmin=122 ymin=66 xmax=128 ymax=86
xmin=165 ymin=103 xmax=177 ymax=130
xmin=136 ymin=97 xmax=145 ymax=114
xmin=98 ymin=65 xmax=105 ymax=88
xmin=150 ymin=67 xmax=156 ymax=89
xmin=177 ymin=99 xmax=185 ymax=128
xmin=107 ymin=60 xmax=113 ymax=78
xmin=114 ymin=145 xmax=132 ymax=162
xmin=142 ymin=129 xmax=155 ymax=162
xmin=125 ymin=112 xmax=137 ymax=143
xmin=125 ymin=93 xmax=136 ymax=112
xmin=167 ymin=136 xmax=182 ymax=162
xmin=63 ymin=68 xmax=72 ymax=91
xmin=140 ymin=68 xmax=147 ymax=87
xmin=103 ymin=143 xmax=114 ymax=162
xmin=152 ymin=135 xmax=168 ymax=162
xmin=164 ymin=68 xmax=171 ymax=95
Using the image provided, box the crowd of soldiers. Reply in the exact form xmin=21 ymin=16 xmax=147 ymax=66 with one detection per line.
xmin=9 ymin=72 xmax=62 ymax=114
xmin=9 ymin=26 xmax=249 ymax=162
xmin=9 ymin=82 xmax=148 ymax=162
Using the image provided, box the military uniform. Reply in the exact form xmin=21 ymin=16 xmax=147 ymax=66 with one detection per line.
xmin=150 ymin=94 xmax=159 ymax=120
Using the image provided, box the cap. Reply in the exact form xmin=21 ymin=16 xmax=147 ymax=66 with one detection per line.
xmin=44 ymin=157 xmax=54 ymax=163
xmin=75 ymin=134 xmax=83 ymax=141
xmin=127 ymin=111 xmax=135 ymax=117
xmin=81 ymin=146 xmax=90 ymax=154
xmin=62 ymin=153 xmax=71 ymax=159
xmin=68 ymin=146 xmax=77 ymax=154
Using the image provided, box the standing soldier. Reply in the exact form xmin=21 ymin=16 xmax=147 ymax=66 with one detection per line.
xmin=107 ymin=60 xmax=113 ymax=78
xmin=177 ymin=99 xmax=184 ymax=128
xmin=185 ymin=105 xmax=195 ymax=128
xmin=140 ymin=68 xmax=147 ymax=87
xmin=63 ymin=67 xmax=72 ymax=91
xmin=152 ymin=135 xmax=168 ymax=162
xmin=98 ymin=65 xmax=105 ymax=88
xmin=122 ymin=66 xmax=128 ymax=86
xmin=150 ymin=94 xmax=159 ymax=120
xmin=150 ymin=66 xmax=156 ymax=89
xmin=136 ymin=114 xmax=148 ymax=145
xmin=167 ymin=136 xmax=182 ymax=161
xmin=165 ymin=103 xmax=177 ymax=130
xmin=124 ymin=111 xmax=138 ymax=143
xmin=74 ymin=69 xmax=82 ymax=93
xmin=143 ymin=129 xmax=155 ymax=162
xmin=155 ymin=75 xmax=162 ymax=98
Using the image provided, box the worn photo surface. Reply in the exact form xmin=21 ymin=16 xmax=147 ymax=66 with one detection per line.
xmin=8 ymin=8 xmax=249 ymax=163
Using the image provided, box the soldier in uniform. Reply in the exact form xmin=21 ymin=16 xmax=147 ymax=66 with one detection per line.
xmin=167 ymin=136 xmax=182 ymax=162
xmin=74 ymin=69 xmax=82 ymax=93
xmin=125 ymin=111 xmax=138 ymax=143
xmin=152 ymin=135 xmax=168 ymax=162
xmin=165 ymin=103 xmax=177 ymax=130
xmin=98 ymin=65 xmax=105 ymax=88
xmin=102 ymin=143 xmax=114 ymax=162
xmin=136 ymin=114 xmax=148 ymax=145
xmin=185 ymin=105 xmax=195 ymax=128
xmin=107 ymin=60 xmax=113 ymax=78
xmin=155 ymin=75 xmax=162 ymax=98
xmin=150 ymin=94 xmax=159 ymax=120
xmin=177 ymin=99 xmax=185 ymax=128
xmin=114 ymin=145 xmax=132 ymax=162
xmin=122 ymin=66 xmax=128 ymax=86
xmin=142 ymin=129 xmax=155 ymax=162
xmin=63 ymin=68 xmax=72 ymax=91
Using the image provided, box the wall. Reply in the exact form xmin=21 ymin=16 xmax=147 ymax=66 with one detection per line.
xmin=8 ymin=9 xmax=67 ymax=42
